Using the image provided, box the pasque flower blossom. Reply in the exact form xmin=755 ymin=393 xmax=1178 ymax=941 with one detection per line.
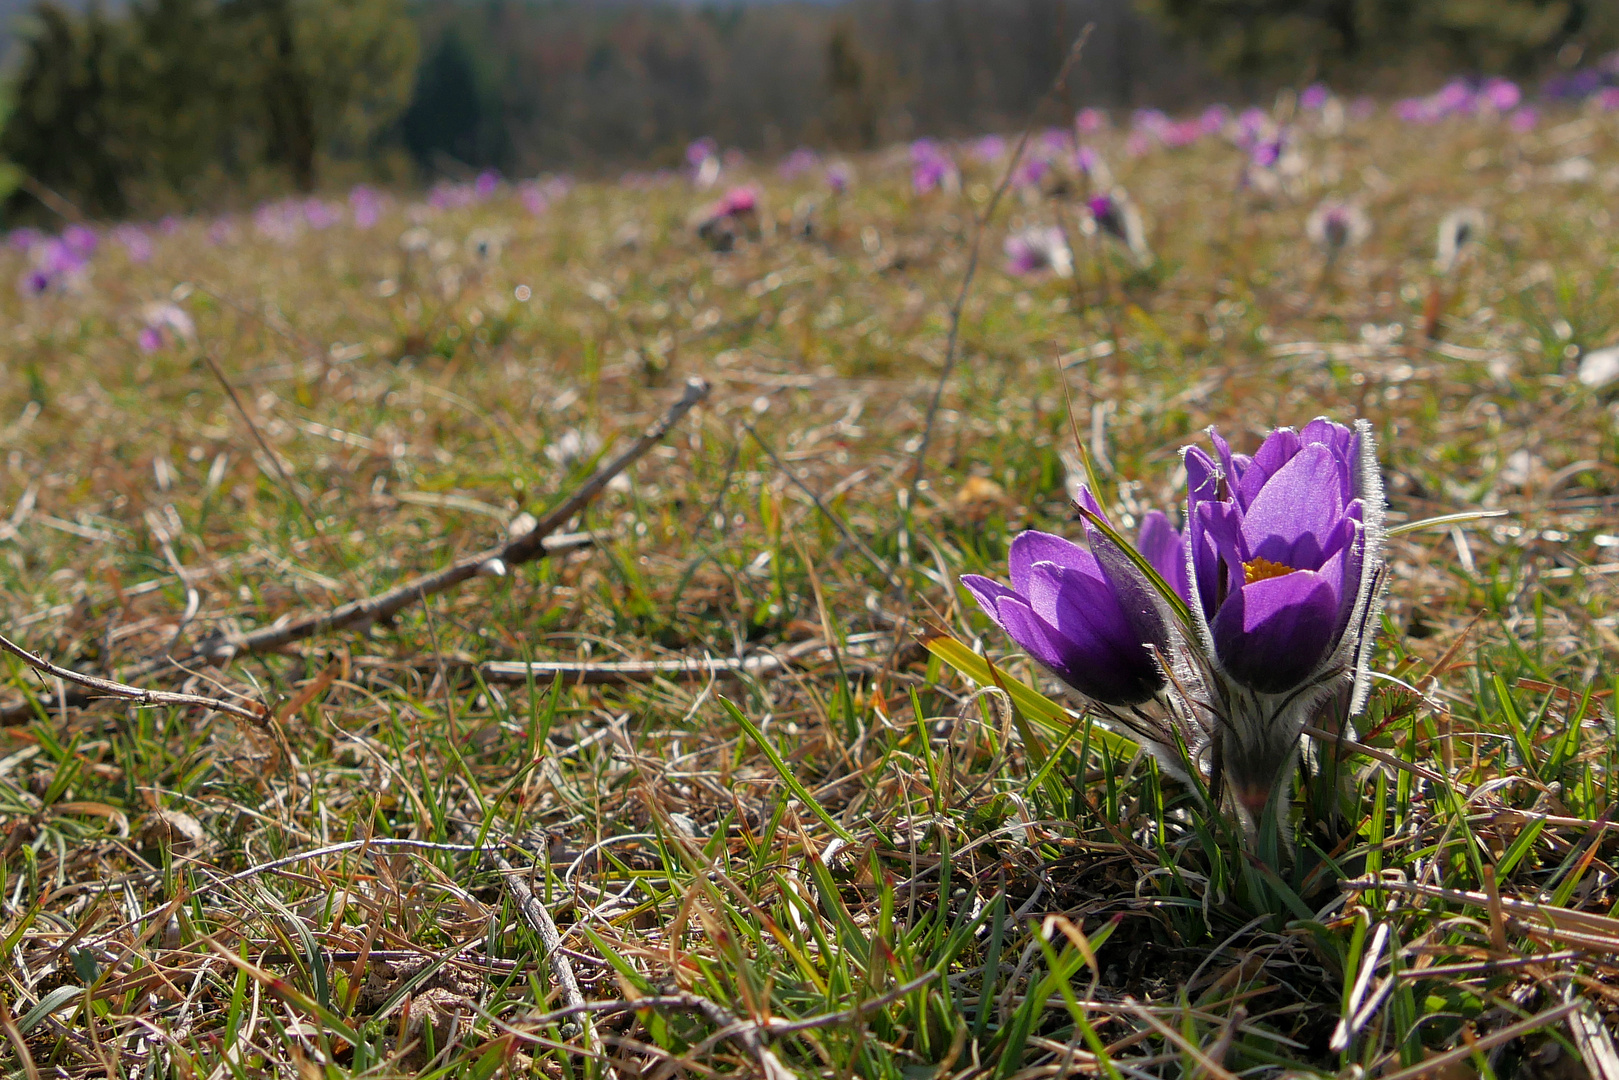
xmin=962 ymin=418 xmax=1387 ymax=837
xmin=960 ymin=500 xmax=1183 ymax=708
xmin=1180 ymin=419 xmax=1385 ymax=818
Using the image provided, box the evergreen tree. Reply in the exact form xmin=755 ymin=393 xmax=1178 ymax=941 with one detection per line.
xmin=402 ymin=29 xmax=487 ymax=168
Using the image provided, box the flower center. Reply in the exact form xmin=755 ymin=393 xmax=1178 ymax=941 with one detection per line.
xmin=1243 ymin=557 xmax=1297 ymax=584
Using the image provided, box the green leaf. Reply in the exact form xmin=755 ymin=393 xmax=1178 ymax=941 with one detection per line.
xmin=719 ymin=696 xmax=855 ymax=842
xmin=1386 ymin=508 xmax=1508 ymax=537
xmin=922 ymin=633 xmax=1137 ymax=759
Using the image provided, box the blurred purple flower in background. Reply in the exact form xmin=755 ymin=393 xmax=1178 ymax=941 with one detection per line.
xmin=1299 ymin=83 xmax=1330 ymax=110
xmin=17 ymin=233 xmax=91 ymax=296
xmin=1199 ymin=105 xmax=1230 ymax=135
xmin=114 ymin=224 xmax=153 ymax=263
xmin=1003 ymin=225 xmax=1072 ymax=277
xmin=350 ymin=185 xmax=383 ymax=228
xmin=303 ymin=199 xmax=342 ymax=230
xmin=254 ymin=201 xmax=303 ymax=241
xmin=910 ymin=139 xmax=955 ymax=194
xmin=519 ymin=180 xmax=549 ymax=215
xmin=1074 ymin=107 xmax=1106 ymax=134
xmin=136 ymin=302 xmax=196 ymax=353
xmin=687 ymin=137 xmax=721 ymax=187
xmin=1012 ymin=157 xmax=1049 ymax=190
xmin=825 ymin=162 xmax=852 ymax=194
xmin=1508 ymin=106 xmax=1539 ymax=132
xmin=778 ymin=147 xmax=819 ymax=179
xmin=63 ymin=224 xmax=98 ymax=259
xmin=1088 ymin=190 xmax=1152 ymax=266
xmin=7 ymin=227 xmax=44 ymax=252
xmin=1306 ymin=199 xmax=1371 ymax=253
xmin=474 ymin=171 xmax=501 ymax=200
xmin=686 ymin=137 xmax=717 ymax=168
xmin=971 ymin=135 xmax=1007 ymax=163
xmin=1481 ymin=77 xmax=1522 ymax=111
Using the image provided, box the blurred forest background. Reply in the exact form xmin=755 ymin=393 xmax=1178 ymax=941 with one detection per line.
xmin=0 ymin=0 xmax=1616 ymax=218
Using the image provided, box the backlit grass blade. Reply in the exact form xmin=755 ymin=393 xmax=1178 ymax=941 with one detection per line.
xmin=720 ymin=696 xmax=856 ymax=843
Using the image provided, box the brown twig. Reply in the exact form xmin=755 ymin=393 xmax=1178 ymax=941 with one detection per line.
xmin=159 ymin=378 xmax=708 ymax=666
xmin=475 ymin=632 xmax=921 ymax=686
xmin=0 ymin=631 xmax=268 ymax=725
xmin=456 ymin=824 xmax=607 ymax=1067
xmin=0 ymin=379 xmax=707 ymax=724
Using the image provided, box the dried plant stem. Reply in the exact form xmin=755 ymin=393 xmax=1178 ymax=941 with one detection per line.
xmin=0 ymin=379 xmax=708 ymax=723
xmin=0 ymin=631 xmax=268 ymax=725
xmin=156 ymin=377 xmax=708 ymax=665
xmin=909 ymin=27 xmax=1092 ymax=494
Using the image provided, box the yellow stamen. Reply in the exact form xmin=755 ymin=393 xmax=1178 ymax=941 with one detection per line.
xmin=1243 ymin=557 xmax=1296 ymax=584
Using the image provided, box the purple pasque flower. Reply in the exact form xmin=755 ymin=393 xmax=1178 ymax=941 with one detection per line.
xmin=62 ymin=224 xmax=98 ymax=259
xmin=779 ymin=146 xmax=819 ymax=178
xmin=1181 ymin=419 xmax=1386 ymax=815
xmin=1306 ymin=199 xmax=1370 ymax=252
xmin=961 ymin=503 xmax=1183 ymax=708
xmin=1012 ymin=156 xmax=1050 ymax=190
xmin=137 ymin=301 xmax=196 ymax=352
xmin=114 ymin=224 xmax=153 ymax=262
xmin=910 ymin=139 xmax=955 ymax=194
xmin=1481 ymin=77 xmax=1521 ymax=112
xmin=971 ymin=135 xmax=1007 ymax=163
xmin=1003 ymin=225 xmax=1072 ymax=278
xmin=350 ymin=184 xmax=383 ymax=228
xmin=1087 ymin=190 xmax=1152 ymax=267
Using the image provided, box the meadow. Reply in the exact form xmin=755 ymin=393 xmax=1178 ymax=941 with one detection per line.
xmin=0 ymin=84 xmax=1617 ymax=1079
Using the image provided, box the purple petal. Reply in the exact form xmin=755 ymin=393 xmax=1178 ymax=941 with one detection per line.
xmin=1088 ymin=529 xmax=1174 ymax=652
xmin=1212 ymin=571 xmax=1340 ymax=694
xmin=1185 ymin=447 xmax=1220 ymax=507
xmin=1194 ymin=501 xmax=1248 ymax=612
xmin=1008 ymin=530 xmax=1095 ymax=593
xmin=1209 ymin=429 xmax=1256 ymax=505
xmin=961 ymin=574 xmax=1020 ymax=629
xmin=1301 ymin=418 xmax=1358 ymax=500
xmin=1239 ymin=428 xmax=1302 ymax=507
xmin=1031 ymin=563 xmax=1166 ymax=704
xmin=1241 ymin=445 xmax=1348 ymax=566
xmin=1137 ymin=510 xmax=1189 ymax=602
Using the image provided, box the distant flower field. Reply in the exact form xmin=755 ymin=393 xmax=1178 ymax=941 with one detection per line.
xmin=0 ymin=77 xmax=1617 ymax=1078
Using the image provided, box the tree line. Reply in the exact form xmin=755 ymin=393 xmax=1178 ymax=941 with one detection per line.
xmin=1 ymin=0 xmax=1613 ymax=219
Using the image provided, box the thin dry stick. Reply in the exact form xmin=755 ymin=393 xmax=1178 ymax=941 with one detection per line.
xmin=199 ymin=348 xmax=359 ymax=590
xmin=476 ymin=632 xmax=922 ymax=686
xmin=0 ymin=631 xmax=268 ymax=725
xmin=0 ymin=530 xmax=593 ymax=726
xmin=158 ymin=377 xmax=709 ymax=667
xmin=744 ymin=421 xmax=901 ymax=591
xmin=470 ymin=833 xmax=605 ymax=1064
xmin=909 ymin=27 xmax=1092 ymax=494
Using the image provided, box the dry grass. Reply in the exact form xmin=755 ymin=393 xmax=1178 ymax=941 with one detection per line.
xmin=0 ymin=101 xmax=1616 ymax=1079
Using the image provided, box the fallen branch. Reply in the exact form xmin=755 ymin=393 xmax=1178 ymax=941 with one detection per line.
xmin=0 ymin=631 xmax=269 ymax=725
xmin=475 ymin=631 xmax=919 ymax=686
xmin=184 ymin=376 xmax=710 ymax=663
xmin=1 ymin=378 xmax=708 ymax=723
xmin=455 ymin=824 xmax=606 ymax=1066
